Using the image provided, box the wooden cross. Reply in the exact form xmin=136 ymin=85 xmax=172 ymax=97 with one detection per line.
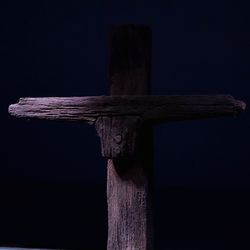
xmin=9 ymin=25 xmax=246 ymax=250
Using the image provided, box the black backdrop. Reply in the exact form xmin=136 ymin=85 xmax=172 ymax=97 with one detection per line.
xmin=1 ymin=0 xmax=250 ymax=249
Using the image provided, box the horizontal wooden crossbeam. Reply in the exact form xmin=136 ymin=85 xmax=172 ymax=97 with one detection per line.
xmin=9 ymin=95 xmax=246 ymax=124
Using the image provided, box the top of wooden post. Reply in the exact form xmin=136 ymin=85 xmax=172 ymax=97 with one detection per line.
xmin=109 ymin=25 xmax=151 ymax=95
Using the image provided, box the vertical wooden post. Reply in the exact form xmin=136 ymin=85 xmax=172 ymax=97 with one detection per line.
xmin=107 ymin=25 xmax=154 ymax=250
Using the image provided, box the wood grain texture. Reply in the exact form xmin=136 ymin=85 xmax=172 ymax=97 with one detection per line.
xmin=110 ymin=25 xmax=151 ymax=95
xmin=104 ymin=25 xmax=154 ymax=250
xmin=9 ymin=95 xmax=246 ymax=124
xmin=95 ymin=116 xmax=143 ymax=158
xmin=7 ymin=23 xmax=247 ymax=250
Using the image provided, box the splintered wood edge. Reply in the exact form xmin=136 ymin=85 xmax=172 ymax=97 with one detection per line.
xmin=8 ymin=95 xmax=246 ymax=124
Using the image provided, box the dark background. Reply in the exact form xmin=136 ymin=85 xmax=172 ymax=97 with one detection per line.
xmin=1 ymin=0 xmax=249 ymax=249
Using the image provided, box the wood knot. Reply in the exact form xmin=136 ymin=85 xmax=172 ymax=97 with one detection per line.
xmin=114 ymin=134 xmax=122 ymax=144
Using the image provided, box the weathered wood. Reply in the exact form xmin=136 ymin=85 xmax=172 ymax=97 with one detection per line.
xmin=102 ymin=25 xmax=154 ymax=250
xmin=7 ymin=24 xmax=246 ymax=250
xmin=95 ymin=116 xmax=143 ymax=158
xmin=8 ymin=95 xmax=246 ymax=124
xmin=109 ymin=25 xmax=151 ymax=95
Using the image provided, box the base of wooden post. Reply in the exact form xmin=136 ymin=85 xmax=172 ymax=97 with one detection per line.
xmin=107 ymin=158 xmax=154 ymax=250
